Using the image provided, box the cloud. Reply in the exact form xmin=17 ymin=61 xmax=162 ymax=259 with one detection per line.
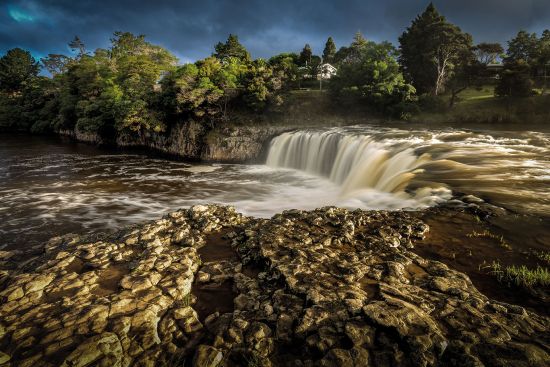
xmin=1 ymin=0 xmax=550 ymax=63
xmin=8 ymin=5 xmax=36 ymax=22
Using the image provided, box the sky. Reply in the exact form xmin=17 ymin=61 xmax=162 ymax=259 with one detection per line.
xmin=1 ymin=0 xmax=550 ymax=64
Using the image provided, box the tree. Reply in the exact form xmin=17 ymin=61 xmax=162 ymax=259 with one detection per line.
xmin=53 ymin=32 xmax=177 ymax=135
xmin=333 ymin=46 xmax=350 ymax=65
xmin=447 ymin=48 xmax=483 ymax=106
xmin=214 ymin=34 xmax=251 ymax=62
xmin=329 ymin=39 xmax=415 ymax=115
xmin=322 ymin=37 xmax=337 ymax=63
xmin=0 ymin=48 xmax=40 ymax=93
xmin=269 ymin=53 xmax=300 ymax=89
xmin=539 ymin=30 xmax=550 ymax=66
xmin=399 ymin=3 xmax=472 ymax=95
xmin=69 ymin=36 xmax=87 ymax=58
xmin=41 ymin=54 xmax=71 ymax=75
xmin=242 ymin=59 xmax=282 ymax=110
xmin=505 ymin=31 xmax=539 ymax=64
xmin=161 ymin=56 xmax=246 ymax=120
xmin=474 ymin=43 xmax=504 ymax=65
xmin=299 ymin=44 xmax=313 ymax=66
xmin=495 ymin=60 xmax=533 ymax=97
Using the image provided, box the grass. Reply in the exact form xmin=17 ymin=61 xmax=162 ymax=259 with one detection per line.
xmin=410 ymin=85 xmax=550 ymax=125
xmin=486 ymin=261 xmax=550 ymax=289
xmin=466 ymin=230 xmax=512 ymax=250
xmin=458 ymin=86 xmax=495 ymax=105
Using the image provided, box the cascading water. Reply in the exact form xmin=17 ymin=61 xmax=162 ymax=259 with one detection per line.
xmin=2 ymin=128 xmax=549 ymax=247
xmin=266 ymin=130 xmax=450 ymax=207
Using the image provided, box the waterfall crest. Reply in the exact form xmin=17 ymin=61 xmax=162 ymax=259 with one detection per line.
xmin=266 ymin=131 xmax=431 ymax=197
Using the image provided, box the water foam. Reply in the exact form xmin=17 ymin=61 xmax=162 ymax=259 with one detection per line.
xmin=266 ymin=131 xmax=451 ymax=208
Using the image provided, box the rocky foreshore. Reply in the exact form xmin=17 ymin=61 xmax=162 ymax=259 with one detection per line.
xmin=0 ymin=205 xmax=548 ymax=367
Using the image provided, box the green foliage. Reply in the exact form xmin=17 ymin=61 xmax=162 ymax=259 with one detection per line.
xmin=495 ymin=60 xmax=534 ymax=97
xmin=329 ymin=37 xmax=415 ymax=116
xmin=474 ymin=43 xmax=504 ymax=65
xmin=242 ymin=59 xmax=283 ymax=110
xmin=214 ymin=34 xmax=251 ymax=62
xmin=505 ymin=31 xmax=539 ymax=65
xmin=69 ymin=36 xmax=87 ymax=58
xmin=495 ymin=29 xmax=550 ymax=97
xmin=416 ymin=94 xmax=448 ymax=112
xmin=534 ymin=251 xmax=550 ymax=264
xmin=0 ymin=48 xmax=40 ymax=93
xmin=58 ymin=32 xmax=177 ymax=134
xmin=269 ymin=53 xmax=300 ymax=89
xmin=489 ymin=261 xmax=550 ymax=289
xmin=162 ymin=59 xmax=227 ymax=118
xmin=299 ymin=44 xmax=313 ymax=66
xmin=399 ymin=3 xmax=472 ymax=95
xmin=6 ymin=18 xmax=550 ymax=136
xmin=162 ymin=36 xmax=282 ymax=120
xmin=322 ymin=37 xmax=337 ymax=63
xmin=41 ymin=54 xmax=71 ymax=76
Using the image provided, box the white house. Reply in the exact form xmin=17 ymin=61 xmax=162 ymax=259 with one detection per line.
xmin=317 ymin=63 xmax=337 ymax=80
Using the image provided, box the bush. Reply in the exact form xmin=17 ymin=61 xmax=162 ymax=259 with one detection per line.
xmin=417 ymin=94 xmax=448 ymax=112
xmin=495 ymin=61 xmax=534 ymax=97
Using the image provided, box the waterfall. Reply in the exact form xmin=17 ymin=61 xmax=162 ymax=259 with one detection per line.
xmin=266 ymin=131 xmax=431 ymax=198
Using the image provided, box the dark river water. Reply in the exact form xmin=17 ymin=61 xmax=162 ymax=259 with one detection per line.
xmin=1 ymin=125 xmax=549 ymax=248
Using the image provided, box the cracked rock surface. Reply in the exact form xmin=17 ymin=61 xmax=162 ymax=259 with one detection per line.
xmin=0 ymin=205 xmax=548 ymax=366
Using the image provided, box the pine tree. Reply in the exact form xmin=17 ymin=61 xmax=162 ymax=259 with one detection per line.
xmin=214 ymin=34 xmax=251 ymax=62
xmin=399 ymin=3 xmax=472 ymax=95
xmin=322 ymin=37 xmax=336 ymax=63
xmin=0 ymin=48 xmax=40 ymax=93
xmin=69 ymin=36 xmax=87 ymax=58
xmin=299 ymin=44 xmax=313 ymax=66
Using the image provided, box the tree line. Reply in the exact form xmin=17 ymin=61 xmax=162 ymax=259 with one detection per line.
xmin=1 ymin=3 xmax=549 ymax=136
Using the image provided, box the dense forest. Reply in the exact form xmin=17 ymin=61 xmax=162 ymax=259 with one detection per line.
xmin=1 ymin=3 xmax=550 ymax=137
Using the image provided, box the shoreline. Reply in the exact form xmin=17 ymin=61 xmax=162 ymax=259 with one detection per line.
xmin=0 ymin=204 xmax=548 ymax=366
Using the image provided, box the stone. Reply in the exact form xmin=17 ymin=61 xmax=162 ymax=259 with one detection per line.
xmin=0 ymin=205 xmax=548 ymax=367
xmin=192 ymin=345 xmax=223 ymax=367
xmin=174 ymin=306 xmax=203 ymax=333
xmin=3 ymin=286 xmax=24 ymax=301
xmin=24 ymin=274 xmax=55 ymax=293
xmin=0 ymin=351 xmax=10 ymax=364
xmin=60 ymin=332 xmax=122 ymax=367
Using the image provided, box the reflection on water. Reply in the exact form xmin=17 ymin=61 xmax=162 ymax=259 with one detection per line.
xmin=0 ymin=125 xmax=549 ymax=248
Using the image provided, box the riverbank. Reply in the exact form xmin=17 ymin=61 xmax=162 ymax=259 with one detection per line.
xmin=55 ymin=91 xmax=378 ymax=164
xmin=0 ymin=204 xmax=548 ymax=366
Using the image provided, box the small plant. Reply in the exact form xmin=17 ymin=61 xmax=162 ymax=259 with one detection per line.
xmin=467 ymin=230 xmax=512 ymax=250
xmin=535 ymin=251 xmax=550 ymax=264
xmin=487 ymin=261 xmax=550 ymax=289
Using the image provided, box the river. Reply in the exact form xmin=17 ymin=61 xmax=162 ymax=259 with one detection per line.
xmin=1 ymin=125 xmax=549 ymax=248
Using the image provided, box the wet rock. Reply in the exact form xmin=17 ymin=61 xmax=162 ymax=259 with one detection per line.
xmin=0 ymin=205 xmax=547 ymax=367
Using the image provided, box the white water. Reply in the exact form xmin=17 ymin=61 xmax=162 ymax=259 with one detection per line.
xmin=266 ymin=131 xmax=451 ymax=209
xmin=1 ymin=126 xmax=549 ymax=247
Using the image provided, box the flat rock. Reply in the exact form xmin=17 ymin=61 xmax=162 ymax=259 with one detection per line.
xmin=0 ymin=205 xmax=547 ymax=367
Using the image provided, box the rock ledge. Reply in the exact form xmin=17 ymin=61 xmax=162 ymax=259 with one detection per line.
xmin=0 ymin=205 xmax=548 ymax=366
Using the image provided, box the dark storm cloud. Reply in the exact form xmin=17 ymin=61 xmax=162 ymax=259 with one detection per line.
xmin=2 ymin=0 xmax=550 ymax=63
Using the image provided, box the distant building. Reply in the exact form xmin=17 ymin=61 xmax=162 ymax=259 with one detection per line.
xmin=318 ymin=63 xmax=337 ymax=80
